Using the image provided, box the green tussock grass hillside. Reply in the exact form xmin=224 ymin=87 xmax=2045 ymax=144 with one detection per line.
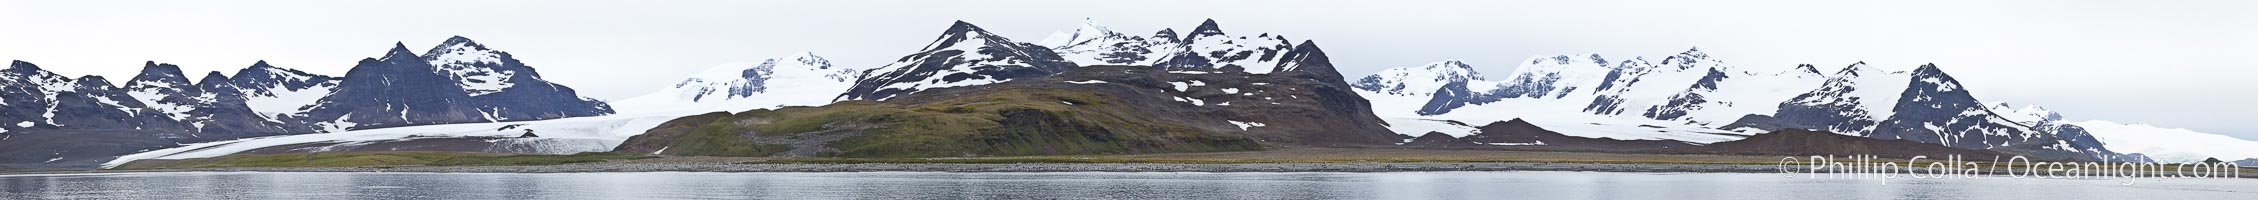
xmin=652 ymin=88 xmax=1262 ymax=158
xmin=113 ymin=152 xmax=654 ymax=169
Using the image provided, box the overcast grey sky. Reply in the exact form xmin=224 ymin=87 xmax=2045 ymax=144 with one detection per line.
xmin=3 ymin=0 xmax=2252 ymax=139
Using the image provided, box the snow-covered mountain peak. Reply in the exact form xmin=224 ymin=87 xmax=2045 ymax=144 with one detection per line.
xmin=1352 ymin=60 xmax=1489 ymax=96
xmin=1186 ymin=19 xmax=1225 ymax=40
xmin=425 ymin=36 xmax=505 ymax=66
xmin=1037 ymin=18 xmax=1123 ymax=47
xmin=1911 ymin=63 xmax=1946 ymax=75
xmin=417 ymin=36 xmax=525 ymax=97
xmin=127 ymin=62 xmax=193 ymax=89
xmin=838 ymin=20 xmax=1077 ymax=101
xmin=784 ymin=51 xmax=832 ymax=69
xmin=1152 ymin=28 xmax=1180 ymax=43
xmin=228 ymin=61 xmax=339 ymax=118
xmin=1676 ymin=47 xmax=1710 ymax=59
xmin=1659 ymin=47 xmax=1726 ymax=70
xmin=616 ymin=52 xmax=864 ymax=114
xmin=436 ymin=36 xmax=482 ymax=48
xmin=920 ymin=21 xmax=1013 ymax=51
xmin=1037 ymin=18 xmax=1183 ymax=66
xmin=70 ymin=75 xmax=114 ymax=90
xmin=1908 ymin=63 xmax=1963 ymax=92
xmin=1429 ymin=60 xmax=1480 ymax=74
xmin=195 ymin=71 xmax=232 ymax=88
xmin=231 ymin=61 xmax=333 ymax=90
xmin=1990 ymin=103 xmax=2063 ymax=125
xmin=122 ymin=62 xmax=202 ymax=122
xmin=679 ymin=52 xmax=847 ymax=86
xmin=1834 ymin=62 xmax=1876 ymax=77
xmin=1 ymin=61 xmax=70 ymax=91
xmin=1158 ymin=19 xmax=1296 ymax=74
xmin=1794 ymin=64 xmax=1823 ymax=75
xmin=1497 ymin=54 xmax=1617 ymax=91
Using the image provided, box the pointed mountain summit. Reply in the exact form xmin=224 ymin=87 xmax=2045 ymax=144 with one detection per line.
xmin=1794 ymin=64 xmax=1823 ymax=75
xmin=227 ymin=61 xmax=340 ymax=121
xmin=1352 ymin=60 xmax=1487 ymax=96
xmin=836 ymin=21 xmax=1076 ymax=101
xmin=122 ymin=62 xmax=203 ymax=123
xmin=230 ymin=60 xmax=337 ymax=93
xmin=70 ymin=75 xmax=115 ymax=91
xmin=1037 ymin=18 xmax=1183 ymax=66
xmin=1152 ymin=28 xmax=1180 ymax=43
xmin=302 ymin=37 xmax=611 ymax=131
xmin=1154 ymin=19 xmax=1297 ymax=73
xmin=181 ymin=70 xmax=295 ymax=135
xmin=423 ymin=36 xmax=532 ymax=96
xmin=1 ymin=61 xmax=197 ymax=166
xmin=1271 ymin=40 xmax=1346 ymax=81
xmin=2 ymin=37 xmax=621 ymax=169
xmin=6 ymin=60 xmax=42 ymax=73
xmin=126 ymin=62 xmax=193 ymax=91
xmin=1185 ymin=19 xmax=1226 ymax=40
xmin=381 ymin=42 xmax=418 ymax=61
xmin=1866 ymin=63 xmax=2045 ymax=150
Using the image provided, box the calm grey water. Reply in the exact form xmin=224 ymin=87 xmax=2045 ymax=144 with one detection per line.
xmin=2 ymin=171 xmax=2254 ymax=199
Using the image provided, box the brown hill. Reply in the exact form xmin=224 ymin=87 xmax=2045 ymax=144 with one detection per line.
xmin=1464 ymin=119 xmax=1693 ymax=151
xmin=1401 ymin=132 xmax=1476 ymax=148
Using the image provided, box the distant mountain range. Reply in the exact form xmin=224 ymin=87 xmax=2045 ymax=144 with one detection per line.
xmin=7 ymin=18 xmax=2249 ymax=171
xmin=617 ymin=19 xmax=1396 ymax=157
xmin=1350 ymin=50 xmax=2256 ymax=162
xmin=1 ymin=36 xmax=611 ymax=170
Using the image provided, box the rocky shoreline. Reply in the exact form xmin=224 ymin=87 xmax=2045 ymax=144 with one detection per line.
xmin=25 ymin=162 xmax=1784 ymax=174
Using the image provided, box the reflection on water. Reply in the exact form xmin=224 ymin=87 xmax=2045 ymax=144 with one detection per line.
xmin=2 ymin=171 xmax=2254 ymax=199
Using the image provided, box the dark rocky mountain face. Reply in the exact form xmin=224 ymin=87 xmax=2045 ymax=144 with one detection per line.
xmin=183 ymin=71 xmax=292 ymax=136
xmin=1416 ymin=82 xmax=1481 ymax=116
xmin=836 ymin=21 xmax=1078 ymax=101
xmin=1724 ymin=64 xmax=2115 ymax=161
xmin=1232 ymin=42 xmax=1400 ymax=145
xmin=0 ymin=61 xmax=189 ymax=133
xmin=1731 ymin=63 xmax=1883 ymax=134
xmin=1641 ymin=67 xmax=1728 ymax=120
xmin=1151 ymin=28 xmax=1180 ymax=43
xmin=303 ymin=38 xmax=613 ymax=131
xmin=125 ymin=62 xmax=195 ymax=98
xmin=0 ymin=37 xmax=614 ymax=170
xmin=301 ymin=43 xmax=477 ymax=130
xmin=425 ymin=36 xmax=612 ymax=121
xmin=230 ymin=61 xmax=337 ymax=94
xmin=1869 ymin=65 xmax=2040 ymax=147
xmin=2 ymin=61 xmax=196 ymax=170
